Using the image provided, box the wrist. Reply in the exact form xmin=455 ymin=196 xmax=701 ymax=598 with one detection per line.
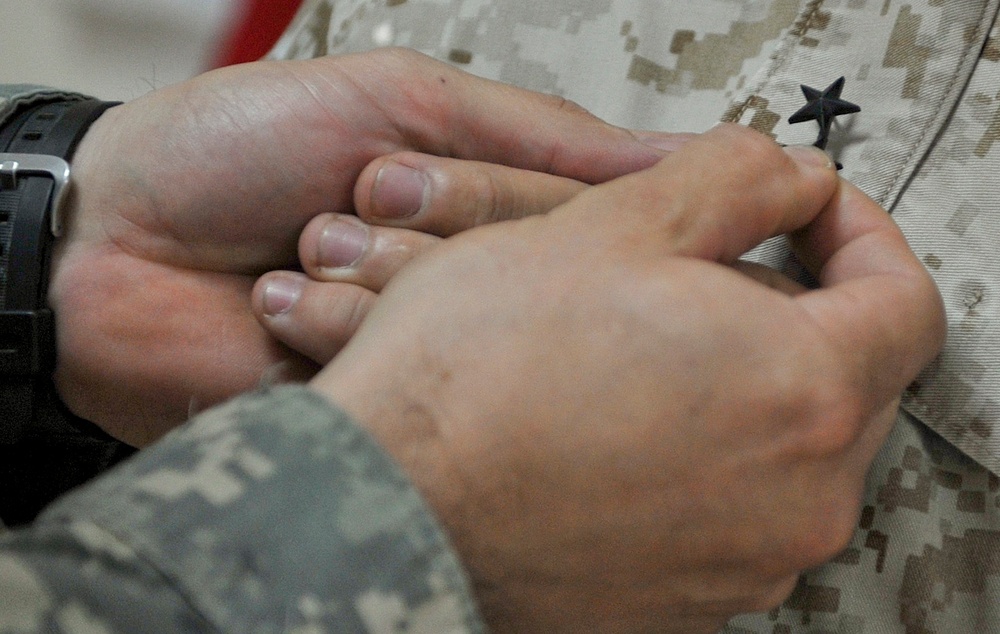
xmin=309 ymin=347 xmax=521 ymax=616
xmin=310 ymin=351 xmax=475 ymax=538
xmin=312 ymin=361 xmax=464 ymax=503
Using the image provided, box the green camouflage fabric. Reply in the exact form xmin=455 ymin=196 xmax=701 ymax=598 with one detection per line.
xmin=271 ymin=1 xmax=1000 ymax=632
xmin=0 ymin=386 xmax=482 ymax=633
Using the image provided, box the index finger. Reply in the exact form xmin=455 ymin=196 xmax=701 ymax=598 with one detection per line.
xmin=328 ymin=48 xmax=685 ymax=182
xmin=792 ymin=181 xmax=946 ymax=401
xmin=551 ymin=124 xmax=839 ymax=264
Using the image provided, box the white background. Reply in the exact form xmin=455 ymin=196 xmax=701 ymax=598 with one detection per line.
xmin=0 ymin=0 xmax=241 ymax=101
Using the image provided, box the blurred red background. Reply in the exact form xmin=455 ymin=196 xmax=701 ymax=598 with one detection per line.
xmin=215 ymin=0 xmax=304 ymax=67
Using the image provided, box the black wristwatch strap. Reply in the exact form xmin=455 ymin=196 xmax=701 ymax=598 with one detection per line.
xmin=0 ymin=97 xmax=136 ymax=527
xmin=0 ymin=99 xmax=118 ymax=442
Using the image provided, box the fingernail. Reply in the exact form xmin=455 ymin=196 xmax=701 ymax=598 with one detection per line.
xmin=263 ymin=275 xmax=303 ymax=316
xmin=319 ymin=217 xmax=367 ymax=269
xmin=783 ymin=144 xmax=834 ymax=170
xmin=371 ymin=161 xmax=428 ymax=218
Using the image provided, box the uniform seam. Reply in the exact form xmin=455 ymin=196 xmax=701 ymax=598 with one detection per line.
xmin=876 ymin=0 xmax=997 ymax=207
xmin=727 ymin=0 xmax=827 ymax=123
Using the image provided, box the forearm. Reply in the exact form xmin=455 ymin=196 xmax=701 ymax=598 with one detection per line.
xmin=0 ymin=386 xmax=482 ymax=633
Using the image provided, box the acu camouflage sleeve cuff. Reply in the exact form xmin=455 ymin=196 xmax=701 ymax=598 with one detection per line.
xmin=0 ymin=386 xmax=484 ymax=633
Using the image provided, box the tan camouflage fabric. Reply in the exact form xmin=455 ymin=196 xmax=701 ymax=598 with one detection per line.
xmin=285 ymin=1 xmax=1000 ymax=631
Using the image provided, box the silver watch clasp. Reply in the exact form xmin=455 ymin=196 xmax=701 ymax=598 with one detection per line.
xmin=0 ymin=153 xmax=72 ymax=237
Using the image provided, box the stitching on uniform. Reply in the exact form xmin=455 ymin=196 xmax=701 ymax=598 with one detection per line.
xmin=877 ymin=0 xmax=998 ymax=207
xmin=796 ymin=0 xmax=828 ymax=42
xmin=728 ymin=0 xmax=827 ymax=123
xmin=769 ymin=0 xmax=826 ymax=87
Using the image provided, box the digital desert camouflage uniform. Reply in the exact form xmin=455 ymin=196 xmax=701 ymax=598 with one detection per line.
xmin=3 ymin=1 xmax=1000 ymax=633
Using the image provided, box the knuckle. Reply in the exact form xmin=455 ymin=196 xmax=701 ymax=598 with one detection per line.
xmin=806 ymin=408 xmax=863 ymax=458
xmin=380 ymin=232 xmax=420 ymax=262
xmin=466 ymin=169 xmax=508 ymax=226
xmin=343 ymin=286 xmax=374 ymax=336
xmin=329 ymin=284 xmax=372 ymax=336
xmin=409 ymin=159 xmax=507 ymax=232
xmin=373 ymin=230 xmax=436 ymax=279
xmin=289 ymin=286 xmax=373 ymax=365
xmin=791 ymin=372 xmax=867 ymax=458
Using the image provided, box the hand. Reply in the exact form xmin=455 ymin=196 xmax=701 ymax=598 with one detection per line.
xmin=291 ymin=125 xmax=944 ymax=631
xmin=49 ymin=48 xmax=683 ymax=445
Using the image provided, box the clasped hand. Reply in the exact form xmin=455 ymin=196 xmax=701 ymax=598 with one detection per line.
xmin=49 ymin=48 xmax=675 ymax=445
xmin=48 ymin=49 xmax=945 ymax=631
xmin=273 ymin=126 xmax=944 ymax=631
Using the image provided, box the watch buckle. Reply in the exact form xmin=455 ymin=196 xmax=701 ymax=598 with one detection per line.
xmin=0 ymin=153 xmax=72 ymax=237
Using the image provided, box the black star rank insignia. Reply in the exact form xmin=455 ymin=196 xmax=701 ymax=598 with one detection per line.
xmin=788 ymin=77 xmax=861 ymax=150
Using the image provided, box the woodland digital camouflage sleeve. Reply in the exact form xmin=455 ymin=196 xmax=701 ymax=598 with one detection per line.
xmin=0 ymin=386 xmax=483 ymax=633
